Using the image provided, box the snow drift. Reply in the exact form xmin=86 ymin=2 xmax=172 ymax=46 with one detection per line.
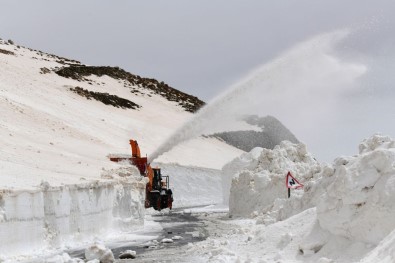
xmin=310 ymin=134 xmax=395 ymax=245
xmin=226 ymin=134 xmax=395 ymax=261
xmin=222 ymin=147 xmax=263 ymax=205
xmin=228 ymin=140 xmax=321 ymax=219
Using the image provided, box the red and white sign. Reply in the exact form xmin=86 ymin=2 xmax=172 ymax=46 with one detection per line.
xmin=286 ymin=171 xmax=303 ymax=189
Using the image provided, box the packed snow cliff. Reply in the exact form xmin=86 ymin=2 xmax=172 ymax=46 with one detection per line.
xmin=225 ymin=134 xmax=395 ymax=262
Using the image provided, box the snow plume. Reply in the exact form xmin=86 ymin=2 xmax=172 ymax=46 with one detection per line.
xmin=149 ymin=29 xmax=366 ymax=162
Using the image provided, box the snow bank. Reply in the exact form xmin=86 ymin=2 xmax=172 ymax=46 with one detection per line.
xmin=185 ymin=208 xmax=317 ymax=262
xmin=313 ymin=134 xmax=395 ymax=245
xmin=221 ymin=147 xmax=263 ymax=205
xmin=0 ymin=167 xmax=145 ymax=260
xmin=157 ymin=163 xmax=222 ymax=208
xmin=229 ymin=141 xmax=321 ymax=219
xmin=226 ymin=133 xmax=395 ymax=261
xmin=360 ymin=228 xmax=395 ymax=263
xmin=298 ymin=135 xmax=395 ymax=260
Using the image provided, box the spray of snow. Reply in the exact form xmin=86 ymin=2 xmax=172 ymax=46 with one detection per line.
xmin=149 ymin=29 xmax=367 ymax=162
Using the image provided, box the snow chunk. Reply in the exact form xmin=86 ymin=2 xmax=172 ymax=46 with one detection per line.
xmin=85 ymin=242 xmax=115 ymax=263
xmin=358 ymin=133 xmax=395 ymax=154
xmin=161 ymin=238 xmax=174 ymax=243
xmin=119 ymin=250 xmax=137 ymax=259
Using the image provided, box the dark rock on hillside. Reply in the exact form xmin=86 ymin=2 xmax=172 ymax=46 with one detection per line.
xmin=56 ymin=65 xmax=205 ymax=113
xmin=70 ymin=86 xmax=141 ymax=110
xmin=0 ymin=48 xmax=15 ymax=56
xmin=210 ymin=115 xmax=299 ymax=152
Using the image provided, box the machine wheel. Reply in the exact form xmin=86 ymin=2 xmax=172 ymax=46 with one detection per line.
xmin=167 ymin=189 xmax=173 ymax=210
xmin=156 ymin=196 xmax=162 ymax=211
xmin=145 ymin=184 xmax=151 ymax=208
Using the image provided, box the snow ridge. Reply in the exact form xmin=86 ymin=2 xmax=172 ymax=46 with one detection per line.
xmin=226 ymin=134 xmax=395 ymax=262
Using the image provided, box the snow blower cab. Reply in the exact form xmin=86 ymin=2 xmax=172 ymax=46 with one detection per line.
xmin=109 ymin=140 xmax=173 ymax=211
xmin=149 ymin=167 xmax=173 ymax=210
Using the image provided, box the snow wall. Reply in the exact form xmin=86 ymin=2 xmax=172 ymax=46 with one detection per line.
xmin=228 ymin=141 xmax=321 ymax=220
xmin=221 ymin=147 xmax=263 ymax=205
xmin=0 ymin=167 xmax=146 ymax=259
xmin=226 ymin=134 xmax=395 ymax=257
xmin=313 ymin=134 xmax=395 ymax=245
xmin=158 ymin=163 xmax=222 ymax=208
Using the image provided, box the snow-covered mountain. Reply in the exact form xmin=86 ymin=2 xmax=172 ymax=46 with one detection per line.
xmin=0 ymin=39 xmax=247 ymax=260
xmin=0 ymin=39 xmax=306 ymax=262
xmin=0 ymin=39 xmax=246 ymax=190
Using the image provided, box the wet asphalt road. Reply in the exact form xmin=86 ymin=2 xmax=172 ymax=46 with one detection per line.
xmin=113 ymin=211 xmax=209 ymax=262
xmin=69 ymin=209 xmax=211 ymax=262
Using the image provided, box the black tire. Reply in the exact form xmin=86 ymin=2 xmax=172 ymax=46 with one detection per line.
xmin=167 ymin=189 xmax=173 ymax=210
xmin=156 ymin=196 xmax=162 ymax=211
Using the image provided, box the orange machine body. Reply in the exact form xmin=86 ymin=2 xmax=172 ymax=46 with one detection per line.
xmin=109 ymin=140 xmax=173 ymax=210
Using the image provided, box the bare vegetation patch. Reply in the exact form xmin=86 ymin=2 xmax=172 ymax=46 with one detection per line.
xmin=0 ymin=48 xmax=15 ymax=56
xmin=40 ymin=67 xmax=51 ymax=74
xmin=56 ymin=65 xmax=205 ymax=113
xmin=70 ymin=86 xmax=141 ymax=110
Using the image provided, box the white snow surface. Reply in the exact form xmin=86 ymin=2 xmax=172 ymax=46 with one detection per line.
xmin=360 ymin=228 xmax=395 ymax=263
xmin=0 ymin=40 xmax=242 ymax=190
xmin=0 ymin=41 xmax=184 ymax=189
xmin=221 ymin=147 xmax=263 ymax=205
xmin=2 ymin=40 xmax=395 ymax=263
xmin=315 ymin=134 xmax=395 ymax=245
xmin=44 ymin=253 xmax=83 ymax=263
xmin=229 ymin=140 xmax=321 ymax=219
xmin=158 ymin=162 xmax=222 ymax=208
xmin=84 ymin=242 xmax=114 ymax=263
xmin=225 ymin=134 xmax=395 ymax=262
xmin=0 ymin=40 xmax=245 ymax=260
xmin=0 ymin=167 xmax=146 ymax=261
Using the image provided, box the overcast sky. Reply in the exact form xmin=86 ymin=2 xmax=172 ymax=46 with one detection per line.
xmin=1 ymin=0 xmax=393 ymax=101
xmin=1 ymin=1 xmax=395 ymax=161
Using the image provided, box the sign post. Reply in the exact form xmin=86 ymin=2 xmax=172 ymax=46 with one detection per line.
xmin=286 ymin=171 xmax=303 ymax=198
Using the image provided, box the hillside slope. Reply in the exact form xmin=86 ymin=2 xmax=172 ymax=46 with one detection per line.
xmin=0 ymin=39 xmax=247 ymax=260
xmin=0 ymin=39 xmax=246 ymax=190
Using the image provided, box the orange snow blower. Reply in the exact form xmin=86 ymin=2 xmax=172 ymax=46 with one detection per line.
xmin=109 ymin=140 xmax=173 ymax=211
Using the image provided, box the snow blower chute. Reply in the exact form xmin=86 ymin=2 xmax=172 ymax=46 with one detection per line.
xmin=109 ymin=140 xmax=173 ymax=211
